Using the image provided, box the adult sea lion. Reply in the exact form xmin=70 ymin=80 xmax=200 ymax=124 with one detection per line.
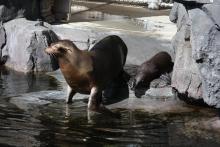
xmin=45 ymin=35 xmax=128 ymax=111
xmin=132 ymin=51 xmax=173 ymax=90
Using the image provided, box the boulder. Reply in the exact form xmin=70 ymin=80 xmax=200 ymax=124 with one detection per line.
xmin=0 ymin=22 xmax=7 ymax=65
xmin=0 ymin=22 xmax=6 ymax=49
xmin=170 ymin=0 xmax=220 ymax=107
xmin=2 ymin=18 xmax=59 ymax=73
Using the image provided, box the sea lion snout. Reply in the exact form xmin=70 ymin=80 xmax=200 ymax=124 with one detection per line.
xmin=131 ymin=74 xmax=148 ymax=90
xmin=45 ymin=45 xmax=59 ymax=54
xmin=45 ymin=41 xmax=74 ymax=56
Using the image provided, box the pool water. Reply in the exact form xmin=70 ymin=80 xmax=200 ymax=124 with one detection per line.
xmin=1 ymin=67 xmax=220 ymax=147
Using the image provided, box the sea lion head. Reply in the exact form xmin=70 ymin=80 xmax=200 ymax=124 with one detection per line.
xmin=131 ymin=71 xmax=151 ymax=98
xmin=132 ymin=71 xmax=149 ymax=90
xmin=45 ymin=40 xmax=78 ymax=57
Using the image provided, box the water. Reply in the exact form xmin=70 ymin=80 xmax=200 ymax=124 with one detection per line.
xmin=0 ymin=67 xmax=220 ymax=147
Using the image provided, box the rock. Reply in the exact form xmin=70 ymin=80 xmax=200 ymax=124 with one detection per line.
xmin=150 ymin=74 xmax=172 ymax=88
xmin=0 ymin=5 xmax=21 ymax=23
xmin=145 ymin=87 xmax=173 ymax=98
xmin=189 ymin=5 xmax=220 ymax=107
xmin=0 ymin=22 xmax=6 ymax=49
xmin=170 ymin=1 xmax=220 ymax=108
xmin=0 ymin=0 xmax=40 ymax=22
xmin=0 ymin=22 xmax=6 ymax=65
xmin=3 ymin=18 xmax=59 ymax=73
xmin=171 ymin=40 xmax=203 ymax=101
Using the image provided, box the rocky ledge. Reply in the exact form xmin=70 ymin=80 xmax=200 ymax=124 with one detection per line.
xmin=170 ymin=0 xmax=220 ymax=108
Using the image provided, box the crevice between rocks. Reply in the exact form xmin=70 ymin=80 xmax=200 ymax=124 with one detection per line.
xmin=0 ymin=22 xmax=7 ymax=65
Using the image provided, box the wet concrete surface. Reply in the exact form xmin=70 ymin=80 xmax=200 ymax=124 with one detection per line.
xmin=71 ymin=1 xmax=170 ymax=22
xmin=52 ymin=15 xmax=176 ymax=66
xmin=1 ymin=67 xmax=220 ymax=147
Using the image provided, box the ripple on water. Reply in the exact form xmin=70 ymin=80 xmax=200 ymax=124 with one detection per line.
xmin=1 ymin=68 xmax=220 ymax=147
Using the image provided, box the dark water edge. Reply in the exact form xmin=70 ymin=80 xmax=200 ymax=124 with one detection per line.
xmin=0 ymin=67 xmax=220 ymax=147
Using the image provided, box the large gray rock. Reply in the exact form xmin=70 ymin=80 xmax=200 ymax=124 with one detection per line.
xmin=0 ymin=22 xmax=6 ymax=65
xmin=2 ymin=18 xmax=59 ymax=73
xmin=170 ymin=0 xmax=220 ymax=107
xmin=0 ymin=22 xmax=6 ymax=49
xmin=189 ymin=6 xmax=220 ymax=107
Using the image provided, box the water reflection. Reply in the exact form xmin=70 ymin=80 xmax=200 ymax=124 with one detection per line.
xmin=37 ymin=101 xmax=169 ymax=146
xmin=0 ymin=67 xmax=61 ymax=97
xmin=0 ymin=67 xmax=220 ymax=146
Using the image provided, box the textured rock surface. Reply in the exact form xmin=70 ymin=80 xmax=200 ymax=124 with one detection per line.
xmin=0 ymin=0 xmax=40 ymax=22
xmin=170 ymin=0 xmax=220 ymax=107
xmin=0 ymin=22 xmax=6 ymax=50
xmin=0 ymin=22 xmax=6 ymax=65
xmin=2 ymin=18 xmax=59 ymax=73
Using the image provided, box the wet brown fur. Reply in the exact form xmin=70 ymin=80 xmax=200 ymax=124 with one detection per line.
xmin=132 ymin=51 xmax=173 ymax=89
xmin=45 ymin=35 xmax=127 ymax=111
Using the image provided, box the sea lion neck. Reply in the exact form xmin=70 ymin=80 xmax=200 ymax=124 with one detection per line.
xmin=58 ymin=49 xmax=93 ymax=74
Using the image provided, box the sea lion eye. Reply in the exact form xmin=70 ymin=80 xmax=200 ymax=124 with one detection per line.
xmin=58 ymin=47 xmax=66 ymax=53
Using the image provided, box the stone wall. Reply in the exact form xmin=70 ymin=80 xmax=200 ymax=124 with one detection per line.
xmin=170 ymin=0 xmax=220 ymax=108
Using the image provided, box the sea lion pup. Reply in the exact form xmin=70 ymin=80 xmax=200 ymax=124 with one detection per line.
xmin=45 ymin=35 xmax=128 ymax=111
xmin=131 ymin=51 xmax=173 ymax=90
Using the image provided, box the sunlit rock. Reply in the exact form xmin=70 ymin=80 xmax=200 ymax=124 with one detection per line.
xmin=170 ymin=0 xmax=220 ymax=107
xmin=2 ymin=18 xmax=59 ymax=72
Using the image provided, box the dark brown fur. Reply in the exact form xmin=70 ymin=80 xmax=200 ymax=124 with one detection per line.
xmin=132 ymin=51 xmax=173 ymax=90
xmin=45 ymin=35 xmax=127 ymax=111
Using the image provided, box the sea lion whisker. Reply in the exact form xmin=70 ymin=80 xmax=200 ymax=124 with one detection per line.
xmin=52 ymin=53 xmax=57 ymax=57
xmin=67 ymin=48 xmax=72 ymax=52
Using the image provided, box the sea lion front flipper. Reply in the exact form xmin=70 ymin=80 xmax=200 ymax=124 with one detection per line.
xmin=88 ymin=87 xmax=102 ymax=111
xmin=66 ymin=86 xmax=76 ymax=104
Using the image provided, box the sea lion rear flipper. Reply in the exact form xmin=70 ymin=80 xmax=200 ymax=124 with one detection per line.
xmin=103 ymin=70 xmax=130 ymax=100
xmin=88 ymin=87 xmax=102 ymax=111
